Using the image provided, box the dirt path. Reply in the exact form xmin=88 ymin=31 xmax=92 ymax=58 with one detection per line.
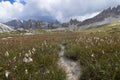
xmin=58 ymin=44 xmax=81 ymax=80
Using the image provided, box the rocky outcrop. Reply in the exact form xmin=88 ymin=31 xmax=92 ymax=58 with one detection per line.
xmin=5 ymin=19 xmax=60 ymax=30
xmin=77 ymin=5 xmax=120 ymax=28
xmin=0 ymin=23 xmax=13 ymax=33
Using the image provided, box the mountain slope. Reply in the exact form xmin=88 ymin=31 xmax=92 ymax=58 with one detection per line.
xmin=77 ymin=5 xmax=120 ymax=29
xmin=5 ymin=19 xmax=60 ymax=30
xmin=79 ymin=21 xmax=120 ymax=33
xmin=0 ymin=23 xmax=13 ymax=33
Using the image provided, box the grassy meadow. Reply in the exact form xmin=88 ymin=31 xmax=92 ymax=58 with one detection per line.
xmin=0 ymin=34 xmax=67 ymax=80
xmin=0 ymin=22 xmax=120 ymax=80
xmin=64 ymin=23 xmax=120 ymax=80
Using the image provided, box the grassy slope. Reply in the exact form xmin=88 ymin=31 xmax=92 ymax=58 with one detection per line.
xmin=64 ymin=22 xmax=120 ymax=80
xmin=82 ymin=21 xmax=120 ymax=33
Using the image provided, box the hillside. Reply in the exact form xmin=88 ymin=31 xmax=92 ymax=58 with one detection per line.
xmin=80 ymin=21 xmax=120 ymax=33
xmin=0 ymin=23 xmax=13 ymax=33
xmin=77 ymin=5 xmax=120 ymax=29
xmin=62 ymin=5 xmax=120 ymax=30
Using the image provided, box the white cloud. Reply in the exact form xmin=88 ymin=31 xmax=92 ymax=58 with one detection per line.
xmin=0 ymin=1 xmax=24 ymax=22
xmin=0 ymin=0 xmax=120 ymax=22
xmin=71 ymin=12 xmax=100 ymax=21
xmin=44 ymin=0 xmax=120 ymax=22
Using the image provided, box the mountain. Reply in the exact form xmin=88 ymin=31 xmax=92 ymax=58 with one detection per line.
xmin=5 ymin=20 xmax=23 ymax=29
xmin=62 ymin=19 xmax=80 ymax=30
xmin=5 ymin=5 xmax=120 ymax=30
xmin=5 ymin=19 xmax=61 ymax=30
xmin=0 ymin=23 xmax=13 ymax=33
xmin=77 ymin=5 xmax=120 ymax=29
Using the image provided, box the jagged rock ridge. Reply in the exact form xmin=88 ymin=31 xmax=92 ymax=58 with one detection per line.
xmin=76 ymin=5 xmax=120 ymax=29
xmin=5 ymin=19 xmax=60 ymax=30
xmin=63 ymin=5 xmax=120 ymax=30
xmin=78 ymin=5 xmax=120 ymax=26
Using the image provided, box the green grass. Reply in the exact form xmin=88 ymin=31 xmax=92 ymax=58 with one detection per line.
xmin=0 ymin=35 xmax=66 ymax=80
xmin=0 ymin=22 xmax=120 ymax=80
xmin=79 ymin=21 xmax=120 ymax=34
xmin=64 ymin=32 xmax=120 ymax=80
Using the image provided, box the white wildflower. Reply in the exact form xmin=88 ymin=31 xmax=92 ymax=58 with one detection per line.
xmin=91 ymin=54 xmax=94 ymax=57
xmin=32 ymin=48 xmax=36 ymax=52
xmin=25 ymin=69 xmax=28 ymax=74
xmin=100 ymin=39 xmax=104 ymax=42
xmin=28 ymin=50 xmax=32 ymax=56
xmin=31 ymin=51 xmax=35 ymax=54
xmin=28 ymin=57 xmax=33 ymax=62
xmin=25 ymin=53 xmax=29 ymax=57
xmin=23 ymin=57 xmax=33 ymax=63
xmin=5 ymin=70 xmax=10 ymax=78
xmin=42 ymin=43 xmax=44 ymax=46
xmin=13 ymin=66 xmax=17 ymax=70
xmin=13 ymin=57 xmax=16 ymax=61
xmin=19 ymin=53 xmax=22 ymax=57
xmin=2 ymin=38 xmax=7 ymax=40
xmin=102 ymin=50 xmax=105 ymax=54
xmin=5 ymin=51 xmax=9 ymax=57
xmin=23 ymin=57 xmax=27 ymax=62
xmin=46 ymin=69 xmax=50 ymax=74
xmin=85 ymin=46 xmax=88 ymax=49
xmin=7 ymin=37 xmax=13 ymax=39
xmin=44 ymin=40 xmax=47 ymax=45
xmin=98 ymin=30 xmax=102 ymax=32
xmin=94 ymin=37 xmax=100 ymax=40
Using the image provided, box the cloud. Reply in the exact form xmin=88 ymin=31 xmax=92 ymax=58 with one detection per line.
xmin=45 ymin=0 xmax=120 ymax=22
xmin=0 ymin=1 xmax=24 ymax=22
xmin=0 ymin=0 xmax=120 ymax=22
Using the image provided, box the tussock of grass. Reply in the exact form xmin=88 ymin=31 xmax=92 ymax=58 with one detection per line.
xmin=0 ymin=35 xmax=66 ymax=80
xmin=64 ymin=32 xmax=120 ymax=80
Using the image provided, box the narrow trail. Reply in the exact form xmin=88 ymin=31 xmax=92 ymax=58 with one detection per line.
xmin=58 ymin=44 xmax=81 ymax=80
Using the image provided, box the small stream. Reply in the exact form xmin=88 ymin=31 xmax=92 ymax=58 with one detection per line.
xmin=58 ymin=44 xmax=81 ymax=80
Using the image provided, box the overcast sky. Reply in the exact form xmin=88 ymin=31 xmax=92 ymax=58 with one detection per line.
xmin=0 ymin=0 xmax=120 ymax=22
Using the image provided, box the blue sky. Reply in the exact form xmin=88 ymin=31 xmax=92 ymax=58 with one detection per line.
xmin=0 ymin=0 xmax=25 ymax=4
xmin=0 ymin=0 xmax=15 ymax=3
xmin=0 ymin=0 xmax=120 ymax=22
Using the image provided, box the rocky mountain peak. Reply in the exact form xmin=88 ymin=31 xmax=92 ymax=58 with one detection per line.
xmin=69 ymin=19 xmax=80 ymax=25
xmin=101 ymin=5 xmax=120 ymax=17
xmin=78 ymin=5 xmax=120 ymax=27
xmin=5 ymin=19 xmax=61 ymax=30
